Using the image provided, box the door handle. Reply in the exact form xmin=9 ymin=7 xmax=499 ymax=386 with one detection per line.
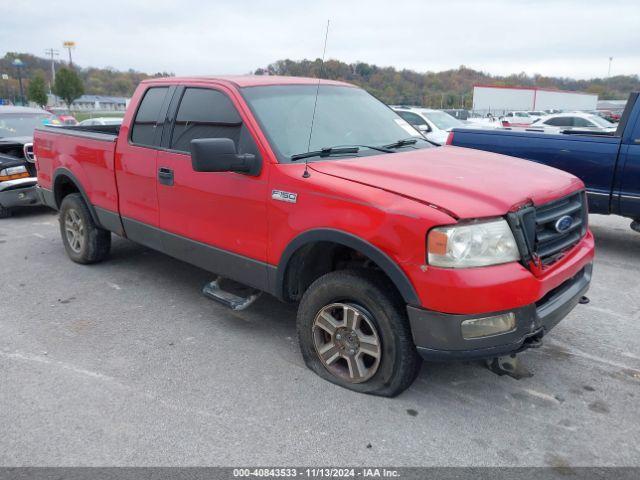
xmin=634 ymin=138 xmax=640 ymax=144
xmin=158 ymin=167 xmax=174 ymax=186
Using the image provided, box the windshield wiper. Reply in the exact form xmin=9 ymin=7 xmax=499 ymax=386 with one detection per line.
xmin=290 ymin=144 xmax=393 ymax=162
xmin=381 ymin=138 xmax=421 ymax=149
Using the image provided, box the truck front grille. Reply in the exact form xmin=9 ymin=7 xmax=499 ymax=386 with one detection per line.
xmin=534 ymin=192 xmax=588 ymax=265
xmin=510 ymin=191 xmax=588 ymax=268
xmin=533 ymin=191 xmax=588 ymax=265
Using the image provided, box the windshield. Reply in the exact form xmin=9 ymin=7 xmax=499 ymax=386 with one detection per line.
xmin=588 ymin=115 xmax=615 ymax=128
xmin=241 ymin=85 xmax=428 ymax=163
xmin=0 ymin=113 xmax=54 ymax=138
xmin=421 ymin=110 xmax=463 ymax=130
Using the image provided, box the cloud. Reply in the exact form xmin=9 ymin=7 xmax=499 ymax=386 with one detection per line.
xmin=1 ymin=0 xmax=638 ymax=79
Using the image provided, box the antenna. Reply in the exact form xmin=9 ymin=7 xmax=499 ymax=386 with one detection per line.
xmin=303 ymin=19 xmax=330 ymax=179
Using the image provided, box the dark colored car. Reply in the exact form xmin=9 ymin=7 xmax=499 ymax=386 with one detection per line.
xmin=0 ymin=106 xmax=53 ymax=217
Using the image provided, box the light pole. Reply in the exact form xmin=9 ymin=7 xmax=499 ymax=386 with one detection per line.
xmin=63 ymin=41 xmax=76 ymax=66
xmin=607 ymin=57 xmax=613 ymax=78
xmin=12 ymin=58 xmax=25 ymax=105
xmin=1 ymin=74 xmax=8 ymax=104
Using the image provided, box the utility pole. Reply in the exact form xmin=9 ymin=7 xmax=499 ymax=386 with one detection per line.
xmin=63 ymin=41 xmax=76 ymax=66
xmin=607 ymin=57 xmax=613 ymax=78
xmin=44 ymin=48 xmax=59 ymax=92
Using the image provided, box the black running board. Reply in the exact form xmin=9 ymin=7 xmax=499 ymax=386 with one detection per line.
xmin=202 ymin=277 xmax=261 ymax=311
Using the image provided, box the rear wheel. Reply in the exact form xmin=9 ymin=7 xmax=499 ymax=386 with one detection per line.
xmin=0 ymin=205 xmax=11 ymax=219
xmin=59 ymin=193 xmax=111 ymax=264
xmin=297 ymin=269 xmax=422 ymax=397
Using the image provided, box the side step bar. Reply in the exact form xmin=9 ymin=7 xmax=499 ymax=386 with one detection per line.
xmin=202 ymin=277 xmax=261 ymax=311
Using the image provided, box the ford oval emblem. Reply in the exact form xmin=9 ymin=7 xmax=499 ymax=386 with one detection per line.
xmin=555 ymin=215 xmax=573 ymax=233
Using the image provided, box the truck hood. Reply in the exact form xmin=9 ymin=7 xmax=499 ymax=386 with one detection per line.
xmin=309 ymin=146 xmax=584 ymax=219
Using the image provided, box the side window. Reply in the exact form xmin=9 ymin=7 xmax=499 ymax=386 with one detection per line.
xmin=545 ymin=117 xmax=570 ymax=127
xmin=572 ymin=117 xmax=591 ymax=127
xmin=130 ymin=87 xmax=169 ymax=146
xmin=170 ymin=88 xmax=242 ymax=153
xmin=397 ymin=111 xmax=428 ymax=127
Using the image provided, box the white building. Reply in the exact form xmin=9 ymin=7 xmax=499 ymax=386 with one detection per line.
xmin=472 ymin=85 xmax=598 ymax=115
xmin=47 ymin=94 xmax=129 ymax=111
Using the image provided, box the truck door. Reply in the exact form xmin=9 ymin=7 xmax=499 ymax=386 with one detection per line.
xmin=155 ymin=86 xmax=269 ymax=288
xmin=616 ymin=96 xmax=640 ymax=220
xmin=116 ymin=85 xmax=174 ymax=249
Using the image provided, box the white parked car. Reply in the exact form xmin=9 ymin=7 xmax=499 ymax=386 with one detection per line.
xmin=501 ymin=111 xmax=535 ymax=126
xmin=391 ymin=107 xmax=468 ymax=145
xmin=78 ymin=117 xmax=123 ymax=126
xmin=532 ymin=112 xmax=617 ymax=133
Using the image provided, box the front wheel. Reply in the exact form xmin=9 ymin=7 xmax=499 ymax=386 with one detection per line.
xmin=59 ymin=193 xmax=111 ymax=264
xmin=297 ymin=270 xmax=422 ymax=397
xmin=0 ymin=205 xmax=11 ymax=218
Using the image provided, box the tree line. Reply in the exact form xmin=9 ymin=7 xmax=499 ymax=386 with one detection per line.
xmin=254 ymin=59 xmax=640 ymax=108
xmin=1 ymin=52 xmax=172 ymax=107
xmin=2 ymin=52 xmax=638 ymax=110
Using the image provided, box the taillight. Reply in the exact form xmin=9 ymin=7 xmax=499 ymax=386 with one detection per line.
xmin=445 ymin=131 xmax=454 ymax=145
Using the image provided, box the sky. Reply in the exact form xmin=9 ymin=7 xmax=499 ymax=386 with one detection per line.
xmin=1 ymin=0 xmax=638 ymax=79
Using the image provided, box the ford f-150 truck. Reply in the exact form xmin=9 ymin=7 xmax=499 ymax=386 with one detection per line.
xmin=448 ymin=92 xmax=640 ymax=232
xmin=34 ymin=76 xmax=594 ymax=396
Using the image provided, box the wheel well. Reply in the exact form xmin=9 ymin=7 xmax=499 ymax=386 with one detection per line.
xmin=282 ymin=241 xmax=403 ymax=303
xmin=53 ymin=174 xmax=80 ymax=208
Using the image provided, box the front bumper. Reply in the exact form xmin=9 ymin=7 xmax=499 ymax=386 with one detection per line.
xmin=0 ymin=177 xmax=40 ymax=209
xmin=408 ymin=262 xmax=592 ymax=361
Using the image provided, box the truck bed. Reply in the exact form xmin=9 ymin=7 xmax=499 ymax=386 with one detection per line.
xmin=47 ymin=124 xmax=120 ymax=138
xmin=34 ymin=125 xmax=120 ymax=216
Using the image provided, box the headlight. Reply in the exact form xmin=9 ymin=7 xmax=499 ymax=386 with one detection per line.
xmin=0 ymin=165 xmax=29 ymax=181
xmin=427 ymin=218 xmax=520 ymax=268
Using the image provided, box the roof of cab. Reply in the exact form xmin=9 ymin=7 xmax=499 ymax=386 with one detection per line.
xmin=141 ymin=75 xmax=354 ymax=88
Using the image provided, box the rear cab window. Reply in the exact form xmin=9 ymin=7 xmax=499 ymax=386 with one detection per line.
xmin=130 ymin=87 xmax=170 ymax=146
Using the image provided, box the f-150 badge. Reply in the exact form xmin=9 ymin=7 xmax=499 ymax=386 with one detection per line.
xmin=272 ymin=190 xmax=297 ymax=203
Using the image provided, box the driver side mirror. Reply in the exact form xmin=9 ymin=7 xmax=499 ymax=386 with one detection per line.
xmin=417 ymin=124 xmax=431 ymax=133
xmin=190 ymin=138 xmax=261 ymax=176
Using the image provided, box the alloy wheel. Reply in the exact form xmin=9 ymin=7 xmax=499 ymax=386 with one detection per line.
xmin=312 ymin=303 xmax=382 ymax=383
xmin=64 ymin=208 xmax=85 ymax=253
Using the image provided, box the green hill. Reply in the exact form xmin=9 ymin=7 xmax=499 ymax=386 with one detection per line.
xmin=2 ymin=52 xmax=637 ymax=109
xmin=254 ymin=59 xmax=640 ymax=108
xmin=0 ymin=52 xmax=172 ymax=100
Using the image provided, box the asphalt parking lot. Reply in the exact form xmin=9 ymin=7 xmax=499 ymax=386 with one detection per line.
xmin=0 ymin=207 xmax=639 ymax=467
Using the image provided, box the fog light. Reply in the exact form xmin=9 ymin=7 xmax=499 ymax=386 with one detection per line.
xmin=461 ymin=312 xmax=516 ymax=339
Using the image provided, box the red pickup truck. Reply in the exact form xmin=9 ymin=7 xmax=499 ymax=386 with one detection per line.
xmin=34 ymin=76 xmax=594 ymax=396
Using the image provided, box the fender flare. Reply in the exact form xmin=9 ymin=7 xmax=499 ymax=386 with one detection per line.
xmin=274 ymin=228 xmax=420 ymax=306
xmin=52 ymin=168 xmax=102 ymax=227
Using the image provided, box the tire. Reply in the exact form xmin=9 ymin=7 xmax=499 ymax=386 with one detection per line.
xmin=0 ymin=205 xmax=11 ymax=218
xmin=59 ymin=193 xmax=111 ymax=264
xmin=297 ymin=269 xmax=422 ymax=397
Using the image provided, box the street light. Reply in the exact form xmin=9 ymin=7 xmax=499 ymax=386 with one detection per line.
xmin=63 ymin=41 xmax=76 ymax=66
xmin=12 ymin=58 xmax=25 ymax=106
